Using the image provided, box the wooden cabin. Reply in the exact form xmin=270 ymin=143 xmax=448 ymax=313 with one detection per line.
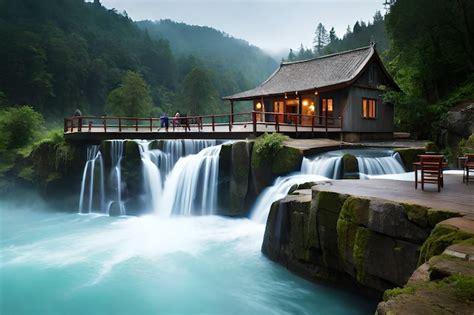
xmin=223 ymin=44 xmax=399 ymax=141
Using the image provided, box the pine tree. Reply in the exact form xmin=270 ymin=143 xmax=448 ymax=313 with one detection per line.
xmin=329 ymin=27 xmax=337 ymax=43
xmin=313 ymin=23 xmax=328 ymax=54
xmin=353 ymin=21 xmax=362 ymax=34
xmin=287 ymin=49 xmax=296 ymax=61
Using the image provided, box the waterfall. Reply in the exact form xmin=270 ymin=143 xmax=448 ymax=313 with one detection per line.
xmin=160 ymin=145 xmax=221 ymax=217
xmin=78 ymin=145 xmax=105 ymax=214
xmin=138 ymin=141 xmax=164 ymax=213
xmin=301 ymin=156 xmax=342 ymax=179
xmin=107 ymin=140 xmax=126 ymax=216
xmin=357 ymin=152 xmax=406 ymax=176
xmin=250 ymin=174 xmax=329 ymax=224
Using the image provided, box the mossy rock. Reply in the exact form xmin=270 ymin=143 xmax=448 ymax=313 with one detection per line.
xmin=342 ymin=153 xmax=359 ymax=179
xmin=353 ymin=226 xmax=370 ymax=283
xmin=271 ymin=146 xmax=303 ymax=175
xmin=403 ymin=203 xmax=429 ymax=228
xmin=393 ymin=148 xmax=425 ymax=171
xmin=316 ymin=191 xmax=348 ymax=214
xmin=427 ymin=209 xmax=463 ymax=227
xmin=339 ymin=196 xmax=370 ymax=225
xmin=419 ymin=224 xmax=474 ymax=264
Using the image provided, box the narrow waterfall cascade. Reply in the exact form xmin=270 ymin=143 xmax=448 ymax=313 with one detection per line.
xmin=160 ymin=145 xmax=222 ymax=217
xmin=108 ymin=140 xmax=126 ymax=216
xmin=250 ymin=174 xmax=330 ymax=224
xmin=357 ymin=151 xmax=406 ymax=176
xmin=301 ymin=156 xmax=343 ymax=179
xmin=78 ymin=145 xmax=105 ymax=214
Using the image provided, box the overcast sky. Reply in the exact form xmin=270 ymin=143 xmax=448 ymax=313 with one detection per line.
xmin=99 ymin=0 xmax=384 ymax=56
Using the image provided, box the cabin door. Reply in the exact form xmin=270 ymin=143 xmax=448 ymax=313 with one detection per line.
xmin=319 ymin=98 xmax=334 ymax=125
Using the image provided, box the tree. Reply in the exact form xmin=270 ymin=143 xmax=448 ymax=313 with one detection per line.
xmin=106 ymin=71 xmax=153 ymax=117
xmin=373 ymin=10 xmax=384 ymax=23
xmin=329 ymin=27 xmax=337 ymax=43
xmin=353 ymin=21 xmax=362 ymax=34
xmin=313 ymin=23 xmax=328 ymax=54
xmin=287 ymin=49 xmax=296 ymax=61
xmin=0 ymin=106 xmax=44 ymax=151
xmin=180 ymin=67 xmax=219 ymax=115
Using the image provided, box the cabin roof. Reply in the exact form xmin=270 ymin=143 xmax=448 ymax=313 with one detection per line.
xmin=223 ymin=45 xmax=396 ymax=101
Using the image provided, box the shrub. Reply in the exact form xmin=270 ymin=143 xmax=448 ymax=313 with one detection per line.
xmin=252 ymin=133 xmax=288 ymax=167
xmin=0 ymin=106 xmax=44 ymax=151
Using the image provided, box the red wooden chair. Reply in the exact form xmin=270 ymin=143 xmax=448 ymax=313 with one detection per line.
xmin=464 ymin=153 xmax=474 ymax=185
xmin=416 ymin=155 xmax=444 ymax=192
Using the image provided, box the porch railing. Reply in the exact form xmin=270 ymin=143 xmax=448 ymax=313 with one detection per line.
xmin=64 ymin=111 xmax=343 ymax=137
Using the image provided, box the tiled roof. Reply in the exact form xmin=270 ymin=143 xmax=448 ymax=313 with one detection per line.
xmin=224 ymin=45 xmax=377 ymax=100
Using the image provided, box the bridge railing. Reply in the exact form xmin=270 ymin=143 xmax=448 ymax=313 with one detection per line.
xmin=64 ymin=111 xmax=342 ymax=136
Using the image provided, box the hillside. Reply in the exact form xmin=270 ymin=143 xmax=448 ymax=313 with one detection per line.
xmin=0 ymin=0 xmax=277 ymax=119
xmin=137 ymin=20 xmax=278 ymax=94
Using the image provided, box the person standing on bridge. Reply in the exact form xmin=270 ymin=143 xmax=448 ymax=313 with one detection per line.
xmin=173 ymin=111 xmax=180 ymax=131
xmin=160 ymin=113 xmax=169 ymax=132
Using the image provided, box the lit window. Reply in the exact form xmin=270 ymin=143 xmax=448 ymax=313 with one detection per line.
xmin=322 ymin=99 xmax=333 ymax=112
xmin=362 ymin=98 xmax=376 ymax=118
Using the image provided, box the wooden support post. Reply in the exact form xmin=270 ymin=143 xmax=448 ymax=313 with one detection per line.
xmin=78 ymin=118 xmax=82 ymax=132
xmin=325 ymin=111 xmax=328 ymax=136
xmin=64 ymin=119 xmax=67 ymax=132
xmin=228 ymin=115 xmax=232 ymax=132
xmin=119 ymin=117 xmax=122 ymax=132
xmin=230 ymin=100 xmax=234 ymax=125
xmin=295 ymin=115 xmax=298 ymax=138
xmin=275 ymin=113 xmax=279 ymax=132
xmin=150 ymin=117 xmax=152 ymax=131
xmin=339 ymin=115 xmax=343 ymax=142
xmin=212 ymin=115 xmax=215 ymax=132
xmin=298 ymin=94 xmax=302 ymax=125
xmin=252 ymin=111 xmax=257 ymax=135
xmin=104 ymin=117 xmax=107 ymax=133
xmin=71 ymin=119 xmax=74 ymax=132
xmin=311 ymin=115 xmax=315 ymax=138
xmin=135 ymin=118 xmax=138 ymax=131
xmin=89 ymin=121 xmax=92 ymax=132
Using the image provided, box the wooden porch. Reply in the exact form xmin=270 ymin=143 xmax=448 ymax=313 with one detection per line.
xmin=63 ymin=111 xmax=343 ymax=141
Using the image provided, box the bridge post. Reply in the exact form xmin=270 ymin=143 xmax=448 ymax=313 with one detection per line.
xmin=252 ymin=111 xmax=257 ymax=135
xmin=311 ymin=115 xmax=315 ymax=138
xmin=104 ymin=117 xmax=107 ymax=133
xmin=78 ymin=118 xmax=82 ymax=132
xmin=228 ymin=114 xmax=231 ymax=132
xmin=212 ymin=115 xmax=215 ymax=132
xmin=325 ymin=112 xmax=328 ymax=137
xmin=295 ymin=115 xmax=298 ymax=138
xmin=150 ymin=118 xmax=152 ymax=131
xmin=275 ymin=113 xmax=279 ymax=132
xmin=119 ymin=117 xmax=122 ymax=132
xmin=135 ymin=118 xmax=138 ymax=132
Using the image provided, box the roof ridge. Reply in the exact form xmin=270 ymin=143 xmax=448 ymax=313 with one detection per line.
xmin=281 ymin=45 xmax=373 ymax=66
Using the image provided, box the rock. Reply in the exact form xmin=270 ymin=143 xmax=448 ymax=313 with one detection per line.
xmin=368 ymin=200 xmax=429 ymax=244
xmin=120 ymin=140 xmax=145 ymax=214
xmin=271 ymin=146 xmax=303 ymax=175
xmin=419 ymin=217 xmax=474 ymax=264
xmin=342 ymin=153 xmax=359 ymax=179
xmin=229 ymin=141 xmax=251 ymax=215
xmin=403 ymin=203 xmax=429 ymax=228
xmin=427 ymin=209 xmax=463 ymax=228
xmin=429 ymin=254 xmax=474 ymax=278
xmin=408 ymin=263 xmax=431 ymax=284
xmin=217 ymin=143 xmax=232 ymax=214
xmin=444 ymin=102 xmax=474 ymax=145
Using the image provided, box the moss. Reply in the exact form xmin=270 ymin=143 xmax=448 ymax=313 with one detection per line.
xmin=317 ymin=191 xmax=348 ymax=214
xmin=271 ymin=146 xmax=303 ymax=175
xmin=403 ymin=203 xmax=429 ymax=227
xmin=232 ymin=141 xmax=251 ymax=178
xmin=336 ymin=218 xmax=358 ymax=263
xmin=419 ymin=225 xmax=473 ymax=264
xmin=251 ymin=133 xmax=288 ymax=168
xmin=339 ymin=196 xmax=370 ymax=224
xmin=383 ymin=286 xmax=416 ymax=301
xmin=427 ymin=209 xmax=463 ymax=227
xmin=393 ymin=148 xmax=425 ymax=170
xmin=342 ymin=153 xmax=358 ymax=178
xmin=445 ymin=274 xmax=474 ymax=301
xmin=353 ymin=226 xmax=370 ymax=283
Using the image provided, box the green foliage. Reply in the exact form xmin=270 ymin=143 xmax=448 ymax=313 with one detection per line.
xmin=383 ymin=286 xmax=415 ymax=301
xmin=0 ymin=106 xmax=44 ymax=151
xmin=459 ymin=134 xmax=474 ymax=154
xmin=179 ymin=67 xmax=219 ymax=115
xmin=252 ymin=133 xmax=288 ymax=168
xmin=106 ymin=71 xmax=153 ymax=117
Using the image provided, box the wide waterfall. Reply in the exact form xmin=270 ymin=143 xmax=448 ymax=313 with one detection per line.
xmin=357 ymin=151 xmax=405 ymax=176
xmin=301 ymin=156 xmax=342 ymax=178
xmin=160 ymin=145 xmax=221 ymax=216
xmin=78 ymin=145 xmax=105 ymax=214
xmin=78 ymin=139 xmax=219 ymax=216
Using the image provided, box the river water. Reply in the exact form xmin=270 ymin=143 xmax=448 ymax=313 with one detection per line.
xmin=0 ymin=203 xmax=376 ymax=314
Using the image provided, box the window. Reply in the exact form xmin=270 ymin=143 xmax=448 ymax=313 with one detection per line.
xmin=322 ymin=98 xmax=333 ymax=113
xmin=362 ymin=98 xmax=376 ymax=118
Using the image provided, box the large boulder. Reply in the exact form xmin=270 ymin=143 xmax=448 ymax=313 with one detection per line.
xmin=229 ymin=141 xmax=252 ymax=215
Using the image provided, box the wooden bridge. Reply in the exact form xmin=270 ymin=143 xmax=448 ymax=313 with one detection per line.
xmin=64 ymin=111 xmax=343 ymax=142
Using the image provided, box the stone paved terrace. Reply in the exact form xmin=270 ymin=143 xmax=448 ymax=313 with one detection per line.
xmin=312 ymin=173 xmax=474 ymax=217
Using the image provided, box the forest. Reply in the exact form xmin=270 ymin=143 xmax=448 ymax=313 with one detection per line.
xmin=0 ymin=0 xmax=276 ymax=121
